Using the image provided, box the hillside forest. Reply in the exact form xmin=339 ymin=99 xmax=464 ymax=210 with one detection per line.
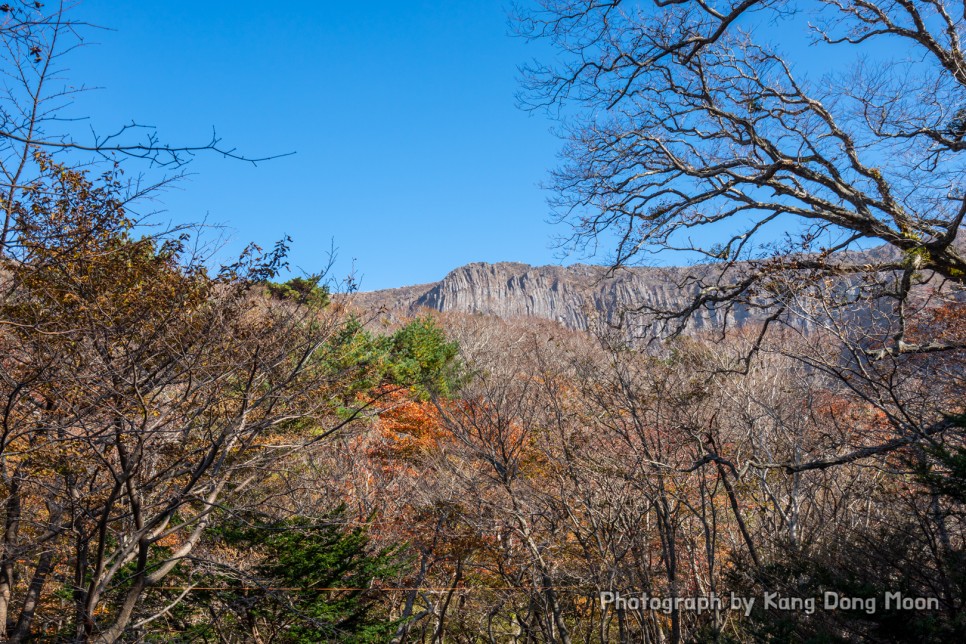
xmin=0 ymin=1 xmax=964 ymax=643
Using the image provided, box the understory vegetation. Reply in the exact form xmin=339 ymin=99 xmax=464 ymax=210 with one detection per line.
xmin=1 ymin=161 xmax=961 ymax=641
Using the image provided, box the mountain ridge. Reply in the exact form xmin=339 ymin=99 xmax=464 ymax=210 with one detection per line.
xmin=349 ymin=260 xmax=759 ymax=335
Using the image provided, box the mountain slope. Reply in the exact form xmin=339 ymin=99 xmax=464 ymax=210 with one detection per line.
xmin=351 ymin=261 xmax=763 ymax=335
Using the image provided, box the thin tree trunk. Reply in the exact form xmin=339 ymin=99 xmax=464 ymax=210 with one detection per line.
xmin=0 ymin=471 xmax=23 ymax=640
xmin=432 ymin=558 xmax=462 ymax=643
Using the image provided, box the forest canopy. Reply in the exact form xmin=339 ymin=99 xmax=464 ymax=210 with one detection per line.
xmin=0 ymin=1 xmax=963 ymax=643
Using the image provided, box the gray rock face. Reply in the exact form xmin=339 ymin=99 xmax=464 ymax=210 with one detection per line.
xmin=352 ymin=261 xmax=758 ymax=336
xmin=350 ymin=247 xmax=962 ymax=342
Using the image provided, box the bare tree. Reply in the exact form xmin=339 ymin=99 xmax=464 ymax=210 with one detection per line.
xmin=517 ymin=0 xmax=965 ymax=342
xmin=514 ymin=3 xmax=966 ymax=548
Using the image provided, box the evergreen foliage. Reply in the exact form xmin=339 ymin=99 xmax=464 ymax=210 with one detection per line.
xmin=181 ymin=507 xmax=408 ymax=643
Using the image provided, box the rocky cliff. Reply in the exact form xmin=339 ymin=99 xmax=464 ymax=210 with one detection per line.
xmin=351 ymin=261 xmax=762 ymax=336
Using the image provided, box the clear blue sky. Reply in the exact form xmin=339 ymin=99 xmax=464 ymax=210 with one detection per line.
xmin=66 ymin=1 xmax=561 ymax=291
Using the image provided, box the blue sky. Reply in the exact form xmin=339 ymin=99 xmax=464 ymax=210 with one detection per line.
xmin=57 ymin=2 xmax=905 ymax=291
xmin=66 ymin=1 xmax=561 ymax=291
